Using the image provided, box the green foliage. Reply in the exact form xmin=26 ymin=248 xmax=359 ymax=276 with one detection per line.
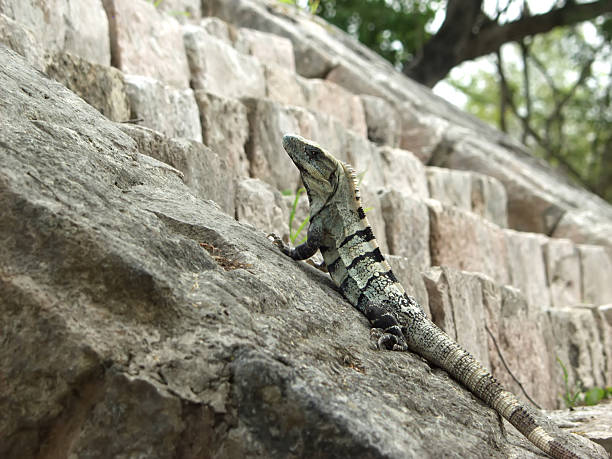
xmin=288 ymin=187 xmax=309 ymax=244
xmin=449 ymin=24 xmax=612 ymax=203
xmin=316 ymin=0 xmax=441 ymax=67
xmin=557 ymin=357 xmax=582 ymax=409
xmin=146 ymin=0 xmax=191 ymax=17
xmin=556 ymin=358 xmax=611 ymax=408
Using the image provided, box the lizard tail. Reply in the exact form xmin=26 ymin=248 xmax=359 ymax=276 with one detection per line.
xmin=403 ymin=318 xmax=581 ymax=459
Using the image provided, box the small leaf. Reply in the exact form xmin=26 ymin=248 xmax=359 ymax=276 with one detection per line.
xmin=309 ymin=0 xmax=320 ymax=14
xmin=584 ymin=387 xmax=605 ymax=406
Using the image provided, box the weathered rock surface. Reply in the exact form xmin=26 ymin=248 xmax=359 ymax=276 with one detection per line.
xmin=423 ymin=267 xmax=489 ymax=367
xmin=125 ymin=74 xmax=203 ymax=143
xmin=44 ymin=51 xmax=131 ymax=123
xmin=482 ymin=281 xmax=558 ymax=410
xmin=103 ymin=0 xmax=190 ymax=88
xmin=2 ymin=45 xmax=608 ymax=459
xmin=547 ymin=402 xmax=612 ymax=456
xmin=0 ymin=12 xmax=44 ymax=70
xmin=428 ymin=200 xmax=511 ymax=285
xmin=194 ymin=90 xmax=251 ymax=179
xmin=379 ymin=190 xmax=430 ymax=270
xmin=118 ymin=124 xmax=235 ymax=216
xmin=543 ymin=238 xmax=582 ymax=308
xmin=184 ymin=24 xmax=266 ymax=99
xmin=0 ymin=0 xmax=111 ymax=65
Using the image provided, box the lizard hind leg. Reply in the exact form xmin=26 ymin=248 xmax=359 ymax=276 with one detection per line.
xmin=370 ymin=328 xmax=409 ymax=351
xmin=364 ymin=303 xmax=409 ymax=351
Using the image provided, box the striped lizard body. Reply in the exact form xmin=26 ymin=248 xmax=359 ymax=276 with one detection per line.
xmin=274 ymin=133 xmax=592 ymax=459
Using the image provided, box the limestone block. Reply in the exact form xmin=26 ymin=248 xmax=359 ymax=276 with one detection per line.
xmin=432 ymin=134 xmax=568 ymax=236
xmin=235 ymin=178 xmax=289 ymax=238
xmin=486 ymin=285 xmax=557 ymax=409
xmin=423 ymin=267 xmax=489 ymax=368
xmin=194 ymin=90 xmax=250 ymax=178
xmin=422 ymin=267 xmax=455 ymax=342
xmin=264 ymin=64 xmax=308 ymax=107
xmin=235 ymin=27 xmax=295 ymax=71
xmin=302 ymin=79 xmax=367 ymax=138
xmin=103 ymin=0 xmax=189 ymax=88
xmin=595 ymin=304 xmax=612 ymax=385
xmin=379 ymin=190 xmax=430 ymax=270
xmin=309 ymin=113 xmax=349 ymax=164
xmin=358 ymin=187 xmax=389 ymax=255
xmin=63 ymin=0 xmax=111 ymax=65
xmin=379 ymin=146 xmax=429 ymax=199
xmin=426 ymin=167 xmax=472 ymax=212
xmin=124 ymin=75 xmax=202 ymax=143
xmin=547 ymin=404 xmax=612 ymax=456
xmin=206 ymin=0 xmax=336 ymax=78
xmin=428 ymin=200 xmax=511 ymax=285
xmin=471 ymin=173 xmax=508 ymax=228
xmin=397 ymin=102 xmax=448 ymax=163
xmin=579 ymin=245 xmax=612 ymax=305
xmin=1 ymin=0 xmax=110 ymax=65
xmin=183 ymin=25 xmax=265 ymax=99
xmin=243 ymin=98 xmax=317 ymax=191
xmin=44 ymin=52 xmax=130 ymax=123
xmin=504 ymin=229 xmax=550 ymax=310
xmin=360 ymin=95 xmax=400 ymax=147
xmin=326 ymin=61 xmax=387 ymax=98
xmin=199 ymin=17 xmax=233 ymax=43
xmin=386 ymin=255 xmax=430 ymax=319
xmin=156 ymin=0 xmax=202 ymax=23
xmin=543 ymin=238 xmax=581 ymax=308
xmin=119 ymin=124 xmax=234 ymax=216
xmin=0 ymin=0 xmax=65 ymax=54
xmin=343 ymin=133 xmax=385 ymax=191
xmin=0 ymin=13 xmax=45 ymax=71
xmin=553 ymin=210 xmax=612 ymax=248
xmin=548 ymin=306 xmax=608 ymax=391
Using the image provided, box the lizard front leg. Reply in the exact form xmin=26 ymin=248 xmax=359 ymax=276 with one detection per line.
xmin=271 ymin=218 xmax=324 ymax=261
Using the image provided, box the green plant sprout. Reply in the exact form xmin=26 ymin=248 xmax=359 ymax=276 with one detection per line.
xmin=146 ymin=0 xmax=191 ymax=17
xmin=557 ymin=357 xmax=582 ymax=409
xmin=288 ymin=187 xmax=309 ymax=245
xmin=556 ymin=357 xmax=612 ymax=408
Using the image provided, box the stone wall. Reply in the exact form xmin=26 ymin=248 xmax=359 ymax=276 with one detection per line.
xmin=1 ymin=0 xmax=611 ymax=456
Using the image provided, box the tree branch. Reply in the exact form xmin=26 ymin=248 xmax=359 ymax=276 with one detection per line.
xmin=464 ymin=0 xmax=612 ymax=61
xmin=404 ymin=0 xmax=612 ymax=87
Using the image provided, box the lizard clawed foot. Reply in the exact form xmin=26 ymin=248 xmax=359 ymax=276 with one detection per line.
xmin=267 ymin=233 xmax=291 ymax=256
xmin=370 ymin=328 xmax=409 ymax=351
xmin=370 ymin=328 xmax=397 ymax=350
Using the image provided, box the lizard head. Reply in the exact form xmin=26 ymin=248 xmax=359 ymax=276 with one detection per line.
xmin=282 ymin=133 xmax=361 ymax=219
xmin=282 ymin=133 xmax=341 ymax=201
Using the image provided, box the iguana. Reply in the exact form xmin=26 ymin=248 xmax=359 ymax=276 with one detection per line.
xmin=273 ymin=133 xmax=593 ymax=459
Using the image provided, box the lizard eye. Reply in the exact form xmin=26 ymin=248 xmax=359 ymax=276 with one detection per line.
xmin=304 ymin=145 xmax=321 ymax=160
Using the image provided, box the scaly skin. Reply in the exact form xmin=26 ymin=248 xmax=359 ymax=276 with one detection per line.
xmin=275 ymin=133 xmax=590 ymax=459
